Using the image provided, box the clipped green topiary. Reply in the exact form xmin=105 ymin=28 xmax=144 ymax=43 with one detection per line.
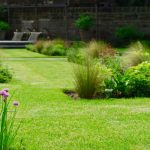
xmin=75 ymin=14 xmax=94 ymax=31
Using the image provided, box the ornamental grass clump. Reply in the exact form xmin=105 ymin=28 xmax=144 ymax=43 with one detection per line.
xmin=87 ymin=41 xmax=116 ymax=59
xmin=74 ymin=59 xmax=100 ymax=99
xmin=121 ymin=41 xmax=150 ymax=70
xmin=0 ymin=88 xmax=20 ymax=150
xmin=74 ymin=57 xmax=111 ymax=99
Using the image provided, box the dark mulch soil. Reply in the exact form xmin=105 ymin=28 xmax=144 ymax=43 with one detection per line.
xmin=63 ymin=90 xmax=80 ymax=100
xmin=63 ymin=89 xmax=106 ymax=100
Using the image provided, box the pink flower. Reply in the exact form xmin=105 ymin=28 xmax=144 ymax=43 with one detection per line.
xmin=13 ymin=101 xmax=19 ymax=107
xmin=0 ymin=89 xmax=9 ymax=99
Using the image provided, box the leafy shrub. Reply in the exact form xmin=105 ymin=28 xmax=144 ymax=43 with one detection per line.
xmin=0 ymin=21 xmax=10 ymax=31
xmin=26 ymin=44 xmax=34 ymax=51
xmin=34 ymin=40 xmax=44 ymax=53
xmin=43 ymin=41 xmax=66 ymax=56
xmin=0 ymin=65 xmax=12 ymax=83
xmin=41 ymin=41 xmax=53 ymax=55
xmin=104 ymin=57 xmax=125 ymax=98
xmin=74 ymin=57 xmax=111 ymax=99
xmin=49 ymin=44 xmax=66 ymax=56
xmin=75 ymin=14 xmax=94 ymax=31
xmin=123 ymin=61 xmax=150 ymax=97
xmin=52 ymin=39 xmax=66 ymax=46
xmin=115 ymin=25 xmax=144 ymax=46
xmin=26 ymin=39 xmax=67 ymax=56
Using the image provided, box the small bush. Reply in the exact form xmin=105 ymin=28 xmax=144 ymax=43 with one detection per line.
xmin=26 ymin=44 xmax=35 ymax=51
xmin=26 ymin=39 xmax=67 ymax=56
xmin=41 ymin=41 xmax=53 ymax=55
xmin=34 ymin=40 xmax=44 ymax=53
xmin=115 ymin=25 xmax=144 ymax=46
xmin=0 ymin=65 xmax=12 ymax=83
xmin=123 ymin=61 xmax=150 ymax=97
xmin=49 ymin=44 xmax=66 ymax=56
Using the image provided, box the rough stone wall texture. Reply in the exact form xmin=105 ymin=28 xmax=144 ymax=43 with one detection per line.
xmin=8 ymin=7 xmax=150 ymax=40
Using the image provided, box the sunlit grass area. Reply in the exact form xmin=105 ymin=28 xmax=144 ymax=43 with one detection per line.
xmin=0 ymin=49 xmax=150 ymax=150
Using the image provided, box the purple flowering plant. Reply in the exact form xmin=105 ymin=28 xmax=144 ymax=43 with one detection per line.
xmin=0 ymin=88 xmax=20 ymax=150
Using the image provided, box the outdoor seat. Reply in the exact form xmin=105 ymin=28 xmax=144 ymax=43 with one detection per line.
xmin=28 ymin=32 xmax=42 ymax=42
xmin=0 ymin=32 xmax=42 ymax=48
xmin=12 ymin=32 xmax=25 ymax=41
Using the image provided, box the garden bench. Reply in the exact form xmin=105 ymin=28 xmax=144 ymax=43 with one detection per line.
xmin=0 ymin=32 xmax=42 ymax=48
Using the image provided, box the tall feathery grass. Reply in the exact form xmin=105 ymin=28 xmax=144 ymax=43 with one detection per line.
xmin=74 ymin=59 xmax=100 ymax=99
xmin=87 ymin=40 xmax=116 ymax=59
xmin=122 ymin=41 xmax=150 ymax=70
xmin=73 ymin=57 xmax=111 ymax=99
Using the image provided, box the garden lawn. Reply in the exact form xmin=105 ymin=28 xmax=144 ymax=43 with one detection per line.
xmin=0 ymin=49 xmax=66 ymax=58
xmin=0 ymin=49 xmax=150 ymax=150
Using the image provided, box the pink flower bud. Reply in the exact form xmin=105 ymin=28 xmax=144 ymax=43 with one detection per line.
xmin=13 ymin=101 xmax=19 ymax=107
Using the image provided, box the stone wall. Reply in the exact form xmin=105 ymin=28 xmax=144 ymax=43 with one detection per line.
xmin=8 ymin=7 xmax=150 ymax=40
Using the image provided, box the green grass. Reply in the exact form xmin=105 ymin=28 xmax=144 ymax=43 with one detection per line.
xmin=0 ymin=49 xmax=66 ymax=58
xmin=0 ymin=49 xmax=48 ymax=58
xmin=0 ymin=49 xmax=150 ymax=150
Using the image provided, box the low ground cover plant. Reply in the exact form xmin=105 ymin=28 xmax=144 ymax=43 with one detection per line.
xmin=0 ymin=63 xmax=12 ymax=83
